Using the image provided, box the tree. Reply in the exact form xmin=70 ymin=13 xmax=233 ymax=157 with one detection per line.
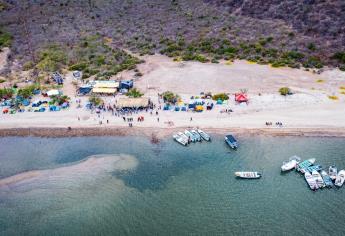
xmin=127 ymin=88 xmax=143 ymax=98
xmin=212 ymin=93 xmax=229 ymax=101
xmin=89 ymin=95 xmax=103 ymax=106
xmin=162 ymin=91 xmax=179 ymax=104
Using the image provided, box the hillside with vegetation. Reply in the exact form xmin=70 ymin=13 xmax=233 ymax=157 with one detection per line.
xmin=0 ymin=0 xmax=345 ymax=75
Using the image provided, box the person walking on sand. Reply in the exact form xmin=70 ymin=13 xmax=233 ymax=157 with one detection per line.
xmin=190 ymin=117 xmax=193 ymax=122
xmin=157 ymin=117 xmax=159 ymax=122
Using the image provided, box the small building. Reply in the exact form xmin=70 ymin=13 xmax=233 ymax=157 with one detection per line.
xmin=92 ymin=80 xmax=119 ymax=95
xmin=47 ymin=89 xmax=60 ymax=97
xmin=93 ymin=80 xmax=119 ymax=89
xmin=235 ymin=93 xmax=248 ymax=103
xmin=120 ymin=80 xmax=134 ymax=90
xmin=117 ymin=97 xmax=149 ymax=109
xmin=78 ymin=85 xmax=92 ymax=95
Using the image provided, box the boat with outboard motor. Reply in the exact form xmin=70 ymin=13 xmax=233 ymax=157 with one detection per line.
xmin=321 ymin=170 xmax=333 ymax=188
xmin=281 ymin=156 xmax=301 ymax=172
xmin=190 ymin=130 xmax=202 ymax=142
xmin=304 ymin=172 xmax=318 ymax=190
xmin=173 ymin=133 xmax=188 ymax=146
xmin=225 ymin=134 xmax=238 ymax=149
xmin=329 ymin=166 xmax=337 ymax=181
xmin=197 ymin=129 xmax=211 ymax=141
xmin=296 ymin=158 xmax=316 ymax=172
xmin=184 ymin=130 xmax=196 ymax=142
xmin=334 ymin=170 xmax=345 ymax=187
xmin=312 ymin=170 xmax=325 ymax=188
xmin=301 ymin=165 xmax=322 ymax=174
xmin=235 ymin=172 xmax=261 ymax=179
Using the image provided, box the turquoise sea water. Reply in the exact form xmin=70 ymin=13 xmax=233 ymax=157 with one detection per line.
xmin=0 ymin=135 xmax=345 ymax=236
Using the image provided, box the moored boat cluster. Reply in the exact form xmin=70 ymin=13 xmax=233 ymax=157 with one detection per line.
xmin=173 ymin=129 xmax=211 ymax=145
xmin=281 ymin=156 xmax=345 ymax=191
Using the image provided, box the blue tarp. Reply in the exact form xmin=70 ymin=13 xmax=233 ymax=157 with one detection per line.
xmin=22 ymin=99 xmax=30 ymax=106
xmin=120 ymin=80 xmax=133 ymax=90
xmin=217 ymin=99 xmax=223 ymax=104
xmin=79 ymin=87 xmax=92 ymax=94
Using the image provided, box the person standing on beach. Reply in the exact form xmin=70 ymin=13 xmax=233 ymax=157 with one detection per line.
xmin=157 ymin=117 xmax=159 ymax=122
xmin=190 ymin=117 xmax=193 ymax=121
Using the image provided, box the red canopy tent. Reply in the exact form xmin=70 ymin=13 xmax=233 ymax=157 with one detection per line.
xmin=235 ymin=93 xmax=248 ymax=103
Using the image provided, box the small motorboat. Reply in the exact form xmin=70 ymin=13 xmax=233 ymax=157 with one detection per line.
xmin=304 ymin=172 xmax=318 ymax=190
xmin=296 ymin=158 xmax=316 ymax=172
xmin=197 ymin=129 xmax=211 ymax=141
xmin=184 ymin=130 xmax=196 ymax=142
xmin=225 ymin=134 xmax=238 ymax=149
xmin=312 ymin=170 xmax=325 ymax=188
xmin=190 ymin=130 xmax=202 ymax=142
xmin=235 ymin=172 xmax=261 ymax=179
xmin=173 ymin=133 xmax=188 ymax=146
xmin=329 ymin=166 xmax=337 ymax=181
xmin=281 ymin=155 xmax=301 ymax=172
xmin=178 ymin=132 xmax=190 ymax=143
xmin=334 ymin=170 xmax=345 ymax=187
xmin=301 ymin=165 xmax=322 ymax=174
xmin=321 ymin=170 xmax=333 ymax=188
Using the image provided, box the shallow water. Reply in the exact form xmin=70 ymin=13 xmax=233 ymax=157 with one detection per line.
xmin=0 ymin=135 xmax=345 ymax=235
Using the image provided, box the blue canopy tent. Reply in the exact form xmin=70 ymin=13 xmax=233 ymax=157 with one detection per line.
xmin=175 ymin=106 xmax=180 ymax=111
xmin=163 ymin=104 xmax=170 ymax=110
xmin=120 ymin=80 xmax=134 ymax=90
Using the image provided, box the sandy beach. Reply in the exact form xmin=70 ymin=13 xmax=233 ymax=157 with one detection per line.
xmin=1 ymin=54 xmax=345 ymax=138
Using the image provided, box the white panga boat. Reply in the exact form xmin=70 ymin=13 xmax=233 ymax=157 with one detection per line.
xmin=173 ymin=133 xmax=188 ymax=146
xmin=197 ymin=129 xmax=211 ymax=141
xmin=281 ymin=156 xmax=301 ymax=171
xmin=312 ymin=170 xmax=325 ymax=188
xmin=334 ymin=170 xmax=345 ymax=187
xmin=190 ymin=130 xmax=202 ymax=142
xmin=178 ymin=132 xmax=189 ymax=143
xmin=304 ymin=172 xmax=318 ymax=190
xmin=235 ymin=172 xmax=261 ymax=179
xmin=184 ymin=130 xmax=196 ymax=142
xmin=329 ymin=166 xmax=337 ymax=181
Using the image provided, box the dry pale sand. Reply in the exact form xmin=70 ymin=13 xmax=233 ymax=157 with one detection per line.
xmin=1 ymin=54 xmax=345 ymax=137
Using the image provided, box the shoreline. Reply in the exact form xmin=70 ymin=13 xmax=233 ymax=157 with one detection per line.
xmin=1 ymin=127 xmax=345 ymax=139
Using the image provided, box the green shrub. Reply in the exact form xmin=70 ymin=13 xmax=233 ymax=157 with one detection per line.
xmin=0 ymin=88 xmax=13 ymax=99
xmin=279 ymin=87 xmax=291 ymax=96
xmin=69 ymin=62 xmax=88 ymax=71
xmin=212 ymin=93 xmax=229 ymax=101
xmin=332 ymin=52 xmax=345 ymax=64
xmin=23 ymin=61 xmax=34 ymax=71
xmin=0 ymin=29 xmax=12 ymax=48
xmin=127 ymin=88 xmax=143 ymax=98
xmin=162 ymin=91 xmax=179 ymax=104
xmin=89 ymin=95 xmax=103 ymax=106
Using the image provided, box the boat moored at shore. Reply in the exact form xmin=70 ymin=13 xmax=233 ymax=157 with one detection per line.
xmin=173 ymin=133 xmax=188 ymax=146
xmin=225 ymin=135 xmax=238 ymax=149
xmin=190 ymin=130 xmax=202 ymax=142
xmin=197 ymin=129 xmax=211 ymax=141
